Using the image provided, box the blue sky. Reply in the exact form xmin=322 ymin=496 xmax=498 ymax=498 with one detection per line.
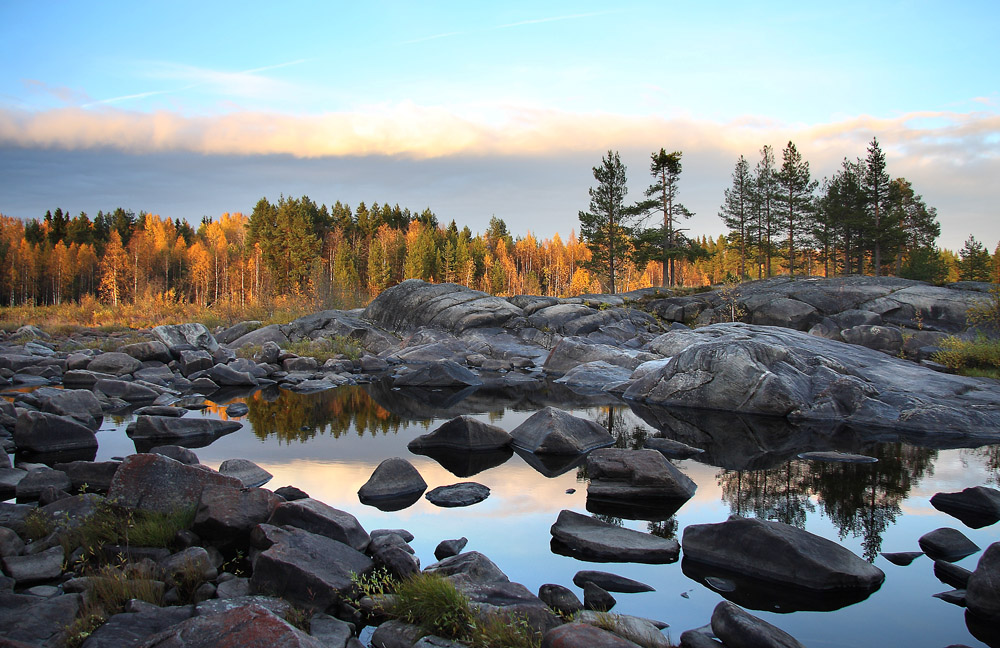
xmin=1 ymin=1 xmax=998 ymax=250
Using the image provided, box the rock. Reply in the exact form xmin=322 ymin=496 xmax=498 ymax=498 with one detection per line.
xmin=218 ymin=458 xmax=272 ymax=488
xmin=267 ymin=498 xmax=370 ymax=552
xmin=679 ymin=628 xmax=724 ymax=648
xmin=13 ymin=410 xmax=98 ymax=455
xmin=368 ymin=533 xmax=420 ymax=579
xmin=95 ymin=378 xmax=161 ymax=402
xmin=749 ymin=297 xmax=820 ymax=331
xmin=932 ymin=589 xmax=967 ymax=606
xmin=0 ymin=467 xmax=27 ymax=500
xmin=458 ymin=579 xmax=561 ymax=635
xmin=425 ymin=482 xmax=490 ymax=507
xmin=370 ymin=619 xmax=427 ymax=648
xmin=15 ymin=467 xmax=72 ymax=502
xmin=549 ymin=510 xmax=680 ymax=564
xmin=119 ymin=340 xmax=173 ymax=363
xmin=0 ymin=591 xmax=82 ymax=647
xmin=150 ymin=445 xmax=200 ymax=465
xmin=966 ymin=542 xmax=1000 ymax=621
xmin=711 ymin=601 xmax=805 ymax=648
xmin=26 ymin=386 xmax=103 ymax=429
xmin=226 ymin=402 xmax=250 ymax=417
xmin=542 ymin=622 xmax=642 ymax=648
xmin=81 ymin=603 xmax=195 ymax=648
xmin=642 ymin=437 xmax=704 ymax=459
xmin=207 ymin=363 xmax=258 ymax=387
xmin=935 ymin=560 xmax=973 ymax=589
xmin=881 ymin=551 xmax=923 ymax=566
xmin=2 ymin=546 xmax=64 ymax=585
xmin=87 ymin=351 xmax=142 ymax=375
xmin=538 ymin=583 xmax=583 ymax=615
xmin=160 ymin=546 xmax=218 ymax=585
xmin=573 ymin=570 xmax=654 ymax=593
xmin=193 ymin=485 xmax=281 ymax=543
xmin=152 ymin=323 xmax=220 ymax=353
xmin=188 ymin=376 xmax=221 ymax=393
xmin=216 ymin=577 xmax=251 ymax=599
xmin=128 ymin=415 xmax=242 ymax=444
xmin=107 ymin=453 xmax=242 ymax=514
xmin=364 ymin=280 xmax=523 ymax=334
xmin=309 ymin=612 xmax=355 ymax=648
xmin=61 ymin=369 xmax=115 ymax=388
xmin=545 ymin=337 xmax=656 ymax=376
xmin=274 ymin=485 xmax=309 ymax=501
xmin=138 ymin=603 xmax=325 ymax=647
xmin=583 ymin=581 xmax=616 ymax=611
xmin=575 ymin=611 xmax=670 ymax=648
xmin=135 ymin=406 xmax=187 ymax=417
xmin=918 ymin=528 xmax=981 ymax=562
xmin=555 ymin=361 xmax=635 ymax=391
xmin=840 ymin=324 xmax=904 ymax=354
xmin=251 ymin=524 xmax=373 ymax=611
xmin=510 ymin=407 xmax=614 ymax=455
xmin=930 ymin=486 xmax=1000 ymax=529
xmin=797 ymin=451 xmax=878 ymax=464
xmin=407 ymin=415 xmax=512 ymax=452
xmin=393 ymin=360 xmax=483 ymax=388
xmin=178 ymin=350 xmax=215 ymax=377
xmin=358 ymin=458 xmax=427 ymax=510
xmin=682 ymin=517 xmax=885 ymax=593
xmin=434 ymin=537 xmax=468 ymax=561
xmin=0 ymin=526 xmax=25 ymax=557
xmin=53 ymin=460 xmax=120 ymax=493
xmin=586 ymin=448 xmax=696 ymax=503
xmin=424 ymin=551 xmax=509 ymax=585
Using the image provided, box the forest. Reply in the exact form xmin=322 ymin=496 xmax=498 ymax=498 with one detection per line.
xmin=0 ymin=137 xmax=997 ymax=322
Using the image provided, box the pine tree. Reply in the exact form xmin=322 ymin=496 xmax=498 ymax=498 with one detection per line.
xmin=776 ymin=141 xmax=817 ymax=276
xmin=751 ymin=146 xmax=779 ymax=277
xmin=865 ymin=138 xmax=892 ymax=276
xmin=959 ymin=235 xmax=992 ymax=281
xmin=719 ymin=155 xmax=752 ymax=279
xmin=644 ymin=149 xmax=691 ymax=286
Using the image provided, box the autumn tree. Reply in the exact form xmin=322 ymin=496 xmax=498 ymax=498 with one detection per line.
xmin=99 ymin=230 xmax=129 ymax=306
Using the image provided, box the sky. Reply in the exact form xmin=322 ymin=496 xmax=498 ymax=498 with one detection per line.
xmin=1 ymin=0 xmax=998 ymax=251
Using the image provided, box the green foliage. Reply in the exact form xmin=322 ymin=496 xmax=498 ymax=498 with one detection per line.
xmin=966 ymin=284 xmax=1000 ymax=330
xmin=932 ymin=335 xmax=1000 ymax=377
xmin=899 ymin=247 xmax=949 ymax=283
xmin=959 ymin=235 xmax=993 ymax=282
xmin=386 ymin=572 xmax=474 ymax=638
xmin=284 ymin=334 xmax=365 ymax=362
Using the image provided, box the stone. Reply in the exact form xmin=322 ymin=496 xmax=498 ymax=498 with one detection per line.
xmin=544 ymin=337 xmax=656 ymax=376
xmin=226 ymin=402 xmax=250 ymax=417
xmin=711 ymin=601 xmax=805 ymax=648
xmin=27 ymin=386 xmax=103 ymax=429
xmin=556 ymin=361 xmax=635 ymax=391
xmin=218 ymin=458 xmax=272 ymax=487
xmin=840 ymin=324 xmax=904 ymax=354
xmin=193 ymin=484 xmax=281 ymax=543
xmin=642 ymin=437 xmax=705 ymax=459
xmin=152 ymin=323 xmax=220 ymax=353
xmin=2 ymin=546 xmax=64 ymax=585
xmin=0 ymin=591 xmax=82 ymax=647
xmin=407 ymin=415 xmax=512 ymax=452
xmin=538 ymin=583 xmax=583 ymax=615
xmin=542 ymin=622 xmax=642 ymax=648
xmin=150 ymin=445 xmax=200 ymax=465
xmin=586 ymin=448 xmax=697 ymax=503
xmin=0 ymin=526 xmax=26 ymax=557
xmin=358 ymin=457 xmax=427 ymax=509
xmin=932 ymin=589 xmax=967 ymax=606
xmin=510 ymin=407 xmax=614 ymax=455
xmin=309 ymin=612 xmax=355 ymax=648
xmin=135 ymin=406 xmax=187 ymax=417
xmin=15 ymin=468 xmax=72 ymax=502
xmin=368 ymin=533 xmax=420 ymax=579
xmin=53 ymin=460 xmax=120 ymax=493
xmin=128 ymin=415 xmax=242 ymax=444
xmin=682 ymin=517 xmax=885 ymax=592
xmin=0 ymin=467 xmax=27 ymax=500
xmin=370 ymin=619 xmax=428 ymax=648
xmin=425 ymin=482 xmax=490 ymax=507
xmin=549 ymin=510 xmax=680 ymax=564
xmin=880 ymin=551 xmax=923 ymax=566
xmin=138 ymin=603 xmax=325 ymax=647
xmin=13 ymin=410 xmax=98 ymax=454
xmin=81 ymin=603 xmax=195 ymax=648
xmin=119 ymin=340 xmax=173 ymax=363
xmin=94 ymin=378 xmax=161 ymax=402
xmin=424 ymin=551 xmax=510 ymax=585
xmin=935 ymin=560 xmax=973 ymax=589
xmin=573 ymin=570 xmax=655 ymax=593
xmin=159 ymin=546 xmax=218 ymax=586
xmin=430 ymin=537 xmax=467 ymax=562
xmin=364 ymin=280 xmax=523 ymax=334
xmin=575 ymin=611 xmax=670 ymax=648
xmin=966 ymin=542 xmax=1000 ymax=621
xmin=583 ymin=581 xmax=616 ymax=611
xmin=930 ymin=486 xmax=1000 ymax=529
xmin=274 ymin=485 xmax=309 ymax=501
xmin=797 ymin=451 xmax=878 ymax=464
xmin=251 ymin=524 xmax=374 ymax=611
xmin=87 ymin=351 xmax=142 ymax=375
xmin=107 ymin=453 xmax=242 ymax=514
xmin=393 ymin=360 xmax=483 ymax=388
xmin=679 ymin=628 xmax=724 ymax=648
xmin=267 ymin=498 xmax=370 ymax=552
xmin=749 ymin=297 xmax=820 ymax=330
xmin=918 ymin=527 xmax=981 ymax=562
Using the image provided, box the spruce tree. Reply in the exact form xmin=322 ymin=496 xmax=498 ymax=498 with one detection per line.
xmin=751 ymin=146 xmax=778 ymax=277
xmin=865 ymin=138 xmax=892 ymax=276
xmin=776 ymin=141 xmax=817 ymax=276
xmin=719 ymin=155 xmax=752 ymax=279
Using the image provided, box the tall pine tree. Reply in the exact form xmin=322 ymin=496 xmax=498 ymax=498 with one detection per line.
xmin=644 ymin=149 xmax=691 ymax=286
xmin=776 ymin=141 xmax=817 ymax=276
xmin=719 ymin=155 xmax=752 ymax=279
xmin=865 ymin=138 xmax=892 ymax=276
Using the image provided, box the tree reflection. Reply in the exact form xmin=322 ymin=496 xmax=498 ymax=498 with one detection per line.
xmin=719 ymin=443 xmax=938 ymax=561
xmin=648 ymin=518 xmax=678 ymax=540
xmin=966 ymin=444 xmax=1000 ymax=486
xmin=243 ymin=386 xmax=408 ymax=443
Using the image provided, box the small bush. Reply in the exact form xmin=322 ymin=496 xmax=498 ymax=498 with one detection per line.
xmin=386 ymin=572 xmax=474 ymax=638
xmin=470 ymin=612 xmax=542 ymax=648
xmin=932 ymin=335 xmax=1000 ymax=378
xmin=285 ymin=335 xmax=364 ymax=362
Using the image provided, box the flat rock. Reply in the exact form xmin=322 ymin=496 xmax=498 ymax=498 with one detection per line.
xmin=510 ymin=407 xmax=614 ymax=455
xmin=881 ymin=551 xmax=923 ymax=566
xmin=554 ymin=360 xmax=635 ymax=390
xmin=393 ymin=360 xmax=483 ymax=388
xmin=918 ymin=527 xmax=981 ymax=562
xmin=87 ymin=351 xmax=142 ymax=375
xmin=550 ymin=510 xmax=680 ymax=564
xmin=2 ymin=546 xmax=64 ymax=585
xmin=138 ymin=602 xmax=324 ymax=647
xmin=797 ymin=451 xmax=878 ymax=464
xmin=682 ymin=517 xmax=884 ymax=592
xmin=15 ymin=468 xmax=72 ymax=501
xmin=575 ymin=611 xmax=670 ymax=648
xmin=573 ymin=570 xmax=654 ymax=593
xmin=218 ymin=458 xmax=272 ymax=487
xmin=107 ymin=453 xmax=242 ymax=514
xmin=13 ymin=410 xmax=98 ymax=455
xmin=357 ymin=457 xmax=427 ymax=510
xmin=711 ymin=601 xmax=805 ymax=648
xmin=267 ymin=498 xmax=370 ymax=552
xmin=586 ymin=448 xmax=697 ymax=502
xmin=82 ymin=603 xmax=195 ymax=648
xmin=643 ymin=437 xmax=705 ymax=459
xmin=935 ymin=560 xmax=973 ymax=589
xmin=425 ymin=482 xmax=490 ymax=507
xmin=95 ymin=378 xmax=161 ymax=402
xmin=27 ymin=386 xmax=103 ymax=429
xmin=407 ymin=415 xmax=512 ymax=452
xmin=0 ymin=591 xmax=82 ymax=647
xmin=128 ymin=415 xmax=242 ymax=443
xmin=931 ymin=486 xmax=1000 ymax=529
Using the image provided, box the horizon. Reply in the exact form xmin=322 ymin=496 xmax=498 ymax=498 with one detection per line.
xmin=1 ymin=1 xmax=998 ymax=252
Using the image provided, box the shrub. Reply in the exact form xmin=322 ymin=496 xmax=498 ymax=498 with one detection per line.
xmin=932 ymin=335 xmax=1000 ymax=379
xmin=285 ymin=335 xmax=364 ymax=362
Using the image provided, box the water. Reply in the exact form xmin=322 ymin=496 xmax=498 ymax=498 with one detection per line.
xmin=89 ymin=382 xmax=1000 ymax=648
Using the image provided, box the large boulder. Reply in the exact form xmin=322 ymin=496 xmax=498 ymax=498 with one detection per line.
xmin=966 ymin=542 xmax=1000 ymax=622
xmin=127 ymin=415 xmax=242 ymax=445
xmin=626 ymin=323 xmax=1000 ymax=436
xmin=363 ymin=279 xmax=523 ymax=334
xmin=550 ymin=510 xmax=680 ymax=564
xmin=357 ymin=457 xmax=427 ymax=510
xmin=918 ymin=527 xmax=980 ymax=562
xmin=107 ymin=453 xmax=243 ymax=514
xmin=152 ymin=323 xmax=220 ymax=353
xmin=95 ymin=378 xmax=161 ymax=402
xmin=930 ymin=486 xmax=1000 ymax=529
xmin=711 ymin=601 xmax=805 ymax=648
xmin=119 ymin=340 xmax=173 ymax=363
xmin=543 ymin=337 xmax=656 ymax=376
xmin=749 ymin=297 xmax=821 ymax=330
xmin=26 ymin=386 xmax=103 ymax=429
xmin=267 ymin=498 xmax=370 ymax=552
xmin=510 ymin=407 xmax=614 ymax=455
xmin=0 ymin=591 xmax=82 ymax=647
xmin=586 ymin=448 xmax=696 ymax=503
xmin=192 ymin=485 xmax=281 ymax=543
xmin=682 ymin=517 xmax=884 ymax=593
xmin=138 ymin=603 xmax=325 ymax=648
xmin=407 ymin=415 xmax=512 ymax=452
xmin=13 ymin=411 xmax=98 ymax=455
xmin=87 ymin=351 xmax=142 ymax=376
xmin=393 ymin=360 xmax=483 ymax=388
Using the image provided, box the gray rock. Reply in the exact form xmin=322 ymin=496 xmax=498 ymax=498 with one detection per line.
xmin=932 ymin=588 xmax=967 ymax=606
xmin=555 ymin=360 xmax=635 ymax=390
xmin=159 ymin=546 xmax=218 ymax=585
xmin=61 ymin=369 xmax=116 ymax=388
xmin=550 ymin=510 xmax=680 ymax=564
xmin=538 ymin=583 xmax=583 ymax=615
xmin=219 ymin=458 xmax=272 ymax=487
xmin=0 ymin=467 xmax=27 ymax=500
xmin=193 ymin=484 xmax=280 ymax=543
xmin=575 ymin=611 xmax=670 ymax=648
xmin=119 ymin=340 xmax=173 ymax=363
xmin=309 ymin=612 xmax=355 ymax=648
xmin=28 ymin=386 xmax=103 ymax=429
xmin=0 ymin=526 xmax=25 ymax=557
xmin=368 ymin=533 xmax=420 ymax=580
xmin=573 ymin=570 xmax=654 ymax=593
xmin=425 ymin=482 xmax=490 ymax=507
xmin=251 ymin=524 xmax=373 ymax=612
xmin=930 ymin=486 xmax=1000 ymax=529
xmin=208 ymin=363 xmax=258 ymax=387
xmin=510 ymin=407 xmax=614 ymax=455
xmin=840 ymin=324 xmax=904 ymax=354
xmin=797 ymin=451 xmax=878 ymax=463
xmin=966 ymin=542 xmax=1000 ymax=621
xmin=2 ymin=545 xmax=64 ymax=585
xmin=358 ymin=457 xmax=427 ymax=509
xmin=0 ymin=591 xmax=82 ymax=647
xmin=393 ymin=360 xmax=483 ymax=388
xmin=107 ymin=453 xmax=242 ymax=514
xmin=15 ymin=467 xmax=72 ymax=501
xmin=87 ymin=351 xmax=142 ymax=375
xmin=82 ymin=603 xmax=195 ymax=648
xmin=542 ymin=623 xmax=641 ymax=648
xmin=152 ymin=323 xmax=220 ymax=353
xmin=583 ymin=581 xmax=616 ymax=611
xmin=918 ymin=528 xmax=981 ymax=562
xmin=370 ymin=619 xmax=427 ymax=648
xmin=682 ymin=517 xmax=885 ymax=592
xmin=643 ymin=437 xmax=705 ymax=459
xmin=364 ymin=279 xmax=523 ymax=334
xmin=749 ymin=297 xmax=820 ymax=330
xmin=832 ymin=309 xmax=883 ymax=328
xmin=13 ymin=410 xmax=98 ymax=454
xmin=267 ymin=498 xmax=370 ymax=552
xmin=711 ymin=601 xmax=805 ymax=648
xmin=225 ymin=402 xmax=249 ymax=417
xmin=544 ymin=337 xmax=657 ymax=376
xmin=178 ymin=350 xmax=215 ymax=377
xmin=424 ymin=551 xmax=509 ymax=585
xmin=149 ymin=445 xmax=200 ymax=464
xmin=135 ymin=406 xmax=187 ymax=417
xmin=95 ymin=378 xmax=161 ymax=402
xmin=880 ymin=551 xmax=923 ymax=566
xmin=935 ymin=560 xmax=973 ymax=589
xmin=274 ymin=485 xmax=309 ymax=501
xmin=434 ymin=537 xmax=468 ymax=561
xmin=408 ymin=415 xmax=512 ymax=452
xmin=586 ymin=448 xmax=697 ymax=503
xmin=128 ymin=415 xmax=242 ymax=444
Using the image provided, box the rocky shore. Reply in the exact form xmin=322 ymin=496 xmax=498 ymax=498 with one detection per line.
xmin=1 ymin=276 xmax=999 ymax=647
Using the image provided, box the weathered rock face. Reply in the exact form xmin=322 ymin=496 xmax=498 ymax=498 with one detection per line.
xmin=128 ymin=416 xmax=242 ymax=445
xmin=543 ymin=337 xmax=657 ymax=376
xmin=23 ymin=386 xmax=103 ymax=429
xmin=267 ymin=498 xmax=370 ymax=552
xmin=549 ymin=509 xmax=680 ymax=564
xmin=192 ymin=485 xmax=281 ymax=543
xmin=626 ymin=323 xmax=1000 ymax=436
xmin=87 ymin=351 xmax=143 ymax=376
xmin=966 ymin=542 xmax=1000 ymax=622
xmin=682 ymin=517 xmax=885 ymax=593
xmin=152 ymin=323 xmax=220 ymax=353
xmin=510 ymin=407 xmax=614 ymax=455
xmin=364 ymin=280 xmax=524 ymax=334
xmin=107 ymin=453 xmax=243 ymax=514
xmin=139 ymin=602 xmax=326 ymax=647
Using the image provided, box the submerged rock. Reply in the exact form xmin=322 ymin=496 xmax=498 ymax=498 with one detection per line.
xmin=930 ymin=486 xmax=1000 ymax=529
xmin=510 ymin=407 xmax=614 ymax=455
xmin=357 ymin=457 xmax=427 ymax=510
xmin=573 ymin=570 xmax=655 ymax=593
xmin=549 ymin=509 xmax=680 ymax=564
xmin=966 ymin=542 xmax=1000 ymax=622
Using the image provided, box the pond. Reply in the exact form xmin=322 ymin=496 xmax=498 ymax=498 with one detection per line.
xmin=91 ymin=381 xmax=1000 ymax=648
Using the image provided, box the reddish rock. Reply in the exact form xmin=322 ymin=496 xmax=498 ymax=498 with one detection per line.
xmin=542 ymin=622 xmax=642 ymax=648
xmin=107 ymin=453 xmax=242 ymax=514
xmin=139 ymin=603 xmax=325 ymax=647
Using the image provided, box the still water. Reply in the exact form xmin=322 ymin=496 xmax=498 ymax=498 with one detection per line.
xmin=93 ymin=382 xmax=1000 ymax=648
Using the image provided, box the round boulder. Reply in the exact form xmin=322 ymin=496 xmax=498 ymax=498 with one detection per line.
xmin=358 ymin=458 xmax=427 ymax=510
xmin=425 ymin=482 xmax=490 ymax=508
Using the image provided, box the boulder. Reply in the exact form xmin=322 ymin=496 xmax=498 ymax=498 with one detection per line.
xmin=218 ymin=458 xmax=272 ymax=488
xmin=682 ymin=517 xmax=885 ymax=592
xmin=393 ymin=360 xmax=483 ymax=388
xmin=192 ymin=485 xmax=281 ymax=543
xmin=434 ymin=537 xmax=468 ymax=561
xmin=128 ymin=415 xmax=242 ymax=444
xmin=217 ymin=321 xmax=264 ymax=344
xmin=584 ymin=582 xmax=616 ymax=611
xmin=87 ymin=351 xmax=142 ymax=376
xmin=930 ymin=486 xmax=1000 ymax=529
xmin=555 ymin=361 xmax=635 ymax=391
xmin=368 ymin=532 xmax=420 ymax=579
xmin=119 ymin=340 xmax=173 ymax=363
xmin=95 ymin=378 xmax=161 ymax=402
xmin=840 ymin=324 xmax=904 ymax=354
xmin=2 ymin=545 xmax=64 ymax=585
xmin=573 ymin=570 xmax=654 ymax=593
xmin=152 ymin=323 xmax=220 ymax=353
xmin=575 ymin=611 xmax=670 ymax=648
xmin=107 ymin=453 xmax=242 ymax=514
xmin=358 ymin=457 xmax=427 ymax=510
xmin=0 ymin=591 xmax=82 ymax=647
xmin=549 ymin=510 xmax=680 ymax=564
xmin=78 ymin=601 xmax=195 ymax=648
xmin=749 ymin=297 xmax=820 ymax=330
xmin=15 ymin=468 xmax=72 ymax=502
xmin=138 ymin=603 xmax=325 ymax=647
xmin=363 ymin=279 xmax=523 ymax=334
xmin=586 ymin=448 xmax=696 ymax=503
xmin=711 ymin=601 xmax=805 ymax=648
xmin=542 ymin=622 xmax=642 ymax=648
xmin=370 ymin=619 xmax=427 ymax=648
xmin=538 ymin=583 xmax=583 ymax=616
xmin=250 ymin=524 xmax=373 ymax=611
xmin=207 ymin=363 xmax=258 ymax=387
xmin=510 ymin=407 xmax=614 ymax=455
xmin=935 ymin=560 xmax=973 ymax=589
xmin=178 ymin=350 xmax=214 ymax=377
xmin=425 ymin=482 xmax=490 ymax=507
xmin=424 ymin=551 xmax=510 ymax=585
xmin=52 ymin=460 xmax=120 ymax=493
xmin=544 ymin=337 xmax=656 ymax=376
xmin=407 ymin=415 xmax=512 ymax=452
xmin=230 ymin=325 xmax=289 ymax=350
xmin=918 ymin=527 xmax=981 ymax=562
xmin=150 ymin=445 xmax=200 ymax=465
xmin=267 ymin=498 xmax=370 ymax=552
xmin=966 ymin=542 xmax=1000 ymax=622
xmin=226 ymin=402 xmax=250 ymax=417
xmin=13 ymin=411 xmax=97 ymax=455
xmin=274 ymin=485 xmax=309 ymax=501
xmin=28 ymin=386 xmax=103 ymax=429
xmin=880 ymin=551 xmax=923 ymax=566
